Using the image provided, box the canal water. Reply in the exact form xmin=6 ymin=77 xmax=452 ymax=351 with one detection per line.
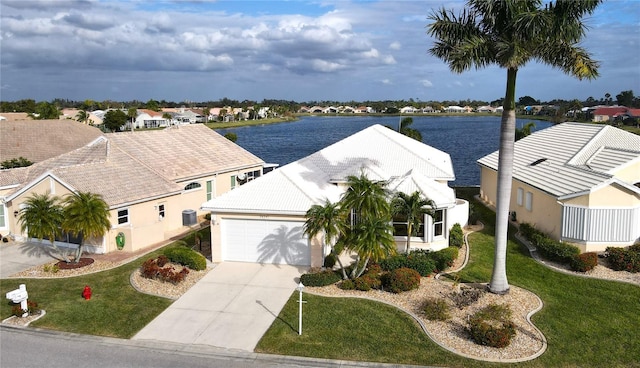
xmin=216 ymin=115 xmax=552 ymax=186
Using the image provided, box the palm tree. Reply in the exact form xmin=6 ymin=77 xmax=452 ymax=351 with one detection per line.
xmin=75 ymin=109 xmax=89 ymax=124
xmin=61 ymin=192 xmax=111 ymax=263
xmin=344 ymin=216 xmax=396 ymax=279
xmin=17 ymin=193 xmax=70 ymax=262
xmin=303 ymin=200 xmax=348 ymax=279
xmin=428 ymin=0 xmax=600 ymax=294
xmin=391 ymin=191 xmax=435 ymax=253
xmin=340 ymin=173 xmax=390 ymax=225
xmin=127 ymin=107 xmax=138 ymax=131
xmin=515 ymin=122 xmax=536 ymax=141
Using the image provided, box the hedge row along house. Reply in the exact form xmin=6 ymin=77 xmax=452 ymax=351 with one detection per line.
xmin=478 ymin=122 xmax=640 ymax=252
xmin=0 ymin=121 xmax=265 ymax=254
xmin=202 ymin=124 xmax=470 ymax=267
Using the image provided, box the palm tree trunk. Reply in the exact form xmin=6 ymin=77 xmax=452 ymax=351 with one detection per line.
xmin=406 ymin=222 xmax=412 ymax=254
xmin=489 ymin=67 xmax=517 ymax=294
xmin=354 ymin=257 xmax=370 ymax=278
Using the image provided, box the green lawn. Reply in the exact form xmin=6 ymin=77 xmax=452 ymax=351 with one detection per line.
xmin=257 ymin=189 xmax=640 ymax=367
xmin=0 ymin=248 xmax=171 ymax=338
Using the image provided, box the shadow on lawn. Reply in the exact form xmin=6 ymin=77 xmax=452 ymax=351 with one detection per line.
xmin=256 ymin=300 xmax=296 ymax=333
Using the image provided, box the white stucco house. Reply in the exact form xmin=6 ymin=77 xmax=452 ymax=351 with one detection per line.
xmin=202 ymin=124 xmax=469 ymax=267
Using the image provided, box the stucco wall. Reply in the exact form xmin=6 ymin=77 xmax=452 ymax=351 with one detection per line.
xmin=612 ymin=159 xmax=640 ymax=184
xmin=479 ymin=166 xmax=498 ymax=206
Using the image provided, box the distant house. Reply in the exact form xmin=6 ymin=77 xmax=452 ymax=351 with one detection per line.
xmin=0 ymin=124 xmax=266 ymax=255
xmin=134 ymin=109 xmax=169 ymax=128
xmin=202 ymin=124 xmax=469 ymax=267
xmin=400 ymin=106 xmax=417 ymax=114
xmin=592 ymin=106 xmax=629 ymax=122
xmin=476 ymin=106 xmax=495 ymax=113
xmin=445 ymin=106 xmax=466 ymax=113
xmin=421 ymin=106 xmax=435 ymax=113
xmin=478 ymin=122 xmax=640 ymax=252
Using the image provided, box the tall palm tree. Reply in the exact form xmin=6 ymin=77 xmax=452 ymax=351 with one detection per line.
xmin=303 ymin=200 xmax=348 ymax=279
xmin=391 ymin=191 xmax=435 ymax=254
xmin=61 ymin=192 xmax=111 ymax=263
xmin=428 ymin=0 xmax=600 ymax=294
xmin=340 ymin=173 xmax=390 ymax=225
xmin=17 ymin=193 xmax=70 ymax=262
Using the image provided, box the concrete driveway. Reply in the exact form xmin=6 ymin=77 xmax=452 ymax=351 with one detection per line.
xmin=133 ymin=262 xmax=305 ymax=351
xmin=0 ymin=241 xmax=59 ymax=278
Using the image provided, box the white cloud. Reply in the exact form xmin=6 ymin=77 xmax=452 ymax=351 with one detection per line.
xmin=389 ymin=41 xmax=401 ymax=50
xmin=421 ymin=79 xmax=433 ymax=87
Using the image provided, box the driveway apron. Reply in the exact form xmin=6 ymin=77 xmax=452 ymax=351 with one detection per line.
xmin=132 ymin=262 xmax=304 ymax=351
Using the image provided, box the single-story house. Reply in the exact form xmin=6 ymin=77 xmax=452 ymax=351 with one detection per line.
xmin=0 ymin=124 xmax=265 ymax=255
xmin=478 ymin=122 xmax=640 ymax=252
xmin=591 ymin=106 xmax=629 ymax=122
xmin=202 ymin=124 xmax=469 ymax=267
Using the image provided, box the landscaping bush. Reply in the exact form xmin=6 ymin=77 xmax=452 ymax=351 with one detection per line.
xmin=379 ymin=254 xmax=407 ymax=272
xmin=366 ymin=263 xmax=382 ymax=275
xmin=355 ymin=273 xmax=382 ymax=291
xmin=300 ymin=270 xmax=341 ymax=287
xmin=467 ymin=304 xmax=516 ymax=348
xmin=606 ymin=246 xmax=640 ymax=273
xmin=354 ymin=277 xmax=372 ymax=291
xmin=163 ymin=247 xmax=207 ymax=271
xmin=422 ymin=298 xmax=451 ymax=321
xmin=382 ymin=267 xmax=421 ymax=293
xmin=521 ymin=223 xmax=581 ymax=265
xmin=430 ymin=247 xmax=459 ymax=272
xmin=140 ymin=256 xmax=190 ymax=284
xmin=323 ymin=254 xmax=336 ymax=269
xmin=338 ymin=279 xmax=355 ymax=290
xmin=519 ymin=222 xmax=542 ymax=240
xmin=12 ymin=300 xmax=39 ymax=317
xmin=570 ymin=252 xmax=598 ymax=272
xmin=449 ymin=223 xmax=464 ymax=248
xmin=380 ymin=251 xmax=436 ymax=277
xmin=156 ymin=254 xmax=169 ymax=267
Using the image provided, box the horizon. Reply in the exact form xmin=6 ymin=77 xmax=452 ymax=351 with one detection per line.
xmin=1 ymin=1 xmax=638 ymax=103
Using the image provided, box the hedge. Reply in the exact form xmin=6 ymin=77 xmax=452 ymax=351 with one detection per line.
xmin=163 ymin=246 xmax=207 ymax=271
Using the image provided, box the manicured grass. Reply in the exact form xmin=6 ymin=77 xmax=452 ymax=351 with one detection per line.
xmin=258 ymin=188 xmax=640 ymax=367
xmin=0 ymin=248 xmax=171 ymax=338
xmin=205 ymin=117 xmax=297 ymax=129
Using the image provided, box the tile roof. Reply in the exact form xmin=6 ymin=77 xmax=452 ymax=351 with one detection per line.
xmin=203 ymin=124 xmax=456 ymax=215
xmin=2 ymin=125 xmax=264 ymax=208
xmin=477 ymin=122 xmax=640 ymax=198
xmin=0 ymin=119 xmax=104 ymax=163
xmin=106 ymin=125 xmax=264 ymax=182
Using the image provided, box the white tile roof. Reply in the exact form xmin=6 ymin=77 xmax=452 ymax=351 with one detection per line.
xmin=477 ymin=122 xmax=640 ymax=198
xmin=203 ymin=124 xmax=456 ymax=215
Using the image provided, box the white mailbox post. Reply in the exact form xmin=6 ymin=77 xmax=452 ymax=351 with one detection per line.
xmin=6 ymin=284 xmax=29 ymax=317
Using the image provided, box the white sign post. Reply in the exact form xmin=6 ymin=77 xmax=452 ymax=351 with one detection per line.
xmin=6 ymin=284 xmax=29 ymax=317
xmin=297 ymin=282 xmax=306 ymax=335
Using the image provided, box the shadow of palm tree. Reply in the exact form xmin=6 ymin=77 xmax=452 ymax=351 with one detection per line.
xmin=256 ymin=300 xmax=296 ymax=333
xmin=257 ymin=225 xmax=308 ymax=265
xmin=18 ymin=240 xmax=67 ymax=261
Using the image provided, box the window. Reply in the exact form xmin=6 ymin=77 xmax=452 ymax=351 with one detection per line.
xmin=392 ymin=213 xmax=424 ymax=238
xmin=158 ymin=204 xmax=165 ymax=219
xmin=525 ymin=192 xmax=533 ymax=211
xmin=117 ymin=209 xmax=129 ymax=225
xmin=0 ymin=204 xmax=6 ymax=229
xmin=246 ymin=170 xmax=261 ymax=182
xmin=517 ymin=188 xmax=524 ymax=206
xmin=433 ymin=209 xmax=444 ymax=238
xmin=231 ymin=175 xmax=236 ymax=190
xmin=206 ymin=180 xmax=213 ymax=200
xmin=184 ymin=182 xmax=201 ymax=191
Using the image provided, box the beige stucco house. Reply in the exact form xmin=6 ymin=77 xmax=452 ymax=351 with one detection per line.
xmin=202 ymin=124 xmax=469 ymax=267
xmin=0 ymin=124 xmax=265 ymax=255
xmin=478 ymin=122 xmax=640 ymax=252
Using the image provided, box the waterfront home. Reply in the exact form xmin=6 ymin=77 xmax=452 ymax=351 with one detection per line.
xmin=0 ymin=124 xmax=265 ymax=255
xmin=202 ymin=124 xmax=469 ymax=267
xmin=478 ymin=122 xmax=640 ymax=252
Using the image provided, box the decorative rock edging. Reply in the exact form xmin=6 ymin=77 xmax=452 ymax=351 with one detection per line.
xmin=1 ymin=310 xmax=46 ymax=327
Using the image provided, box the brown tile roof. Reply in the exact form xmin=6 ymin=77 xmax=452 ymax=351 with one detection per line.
xmin=2 ymin=124 xmax=263 ymax=207
xmin=0 ymin=119 xmax=104 ymax=163
xmin=106 ymin=124 xmax=264 ymax=182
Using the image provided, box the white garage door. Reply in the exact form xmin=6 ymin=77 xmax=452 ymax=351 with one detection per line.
xmin=221 ymin=218 xmax=310 ymax=265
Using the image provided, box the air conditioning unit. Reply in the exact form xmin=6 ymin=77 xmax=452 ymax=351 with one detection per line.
xmin=182 ymin=209 xmax=197 ymax=226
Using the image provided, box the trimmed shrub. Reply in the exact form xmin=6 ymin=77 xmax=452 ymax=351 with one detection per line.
xmin=422 ymin=298 xmax=451 ymax=321
xmin=141 ymin=256 xmax=190 ymax=284
xmin=380 ymin=251 xmax=437 ymax=277
xmin=366 ymin=263 xmax=382 ymax=275
xmin=323 ymin=254 xmax=337 ymax=269
xmin=521 ymin=223 xmax=580 ymax=264
xmin=300 ymin=270 xmax=341 ymax=287
xmin=354 ymin=277 xmax=372 ymax=291
xmin=467 ymin=304 xmax=516 ymax=348
xmin=163 ymin=247 xmax=207 ymax=271
xmin=12 ymin=300 xmax=39 ymax=317
xmin=606 ymin=246 xmax=640 ymax=273
xmin=570 ymin=252 xmax=598 ymax=272
xmin=430 ymin=247 xmax=459 ymax=272
xmin=354 ymin=273 xmax=382 ymax=291
xmin=379 ymin=254 xmax=407 ymax=272
xmin=449 ymin=223 xmax=464 ymax=248
xmin=519 ymin=222 xmax=542 ymax=240
xmin=156 ymin=255 xmax=169 ymax=267
xmin=338 ymin=279 xmax=355 ymax=290
xmin=383 ymin=267 xmax=421 ymax=293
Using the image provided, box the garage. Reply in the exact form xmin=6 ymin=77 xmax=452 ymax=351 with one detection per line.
xmin=221 ymin=218 xmax=310 ymax=265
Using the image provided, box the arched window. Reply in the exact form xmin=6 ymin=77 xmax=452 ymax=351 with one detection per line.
xmin=184 ymin=182 xmax=201 ymax=191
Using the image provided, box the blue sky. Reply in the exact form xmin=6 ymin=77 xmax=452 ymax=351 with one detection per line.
xmin=1 ymin=0 xmax=638 ymax=103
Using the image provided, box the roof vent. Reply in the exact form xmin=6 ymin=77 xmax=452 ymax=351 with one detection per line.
xmin=529 ymin=158 xmax=548 ymax=166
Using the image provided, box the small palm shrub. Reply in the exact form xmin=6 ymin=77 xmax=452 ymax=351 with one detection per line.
xmin=449 ymin=223 xmax=464 ymax=248
xmin=163 ymin=247 xmax=207 ymax=271
xmin=422 ymin=298 xmax=451 ymax=321
xmin=467 ymin=304 xmax=516 ymax=348
xmin=382 ymin=267 xmax=421 ymax=293
xmin=570 ymin=252 xmax=598 ymax=272
xmin=606 ymin=246 xmax=640 ymax=273
xmin=300 ymin=270 xmax=341 ymax=287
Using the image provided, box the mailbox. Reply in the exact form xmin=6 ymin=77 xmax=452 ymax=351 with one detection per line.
xmin=6 ymin=284 xmax=28 ymax=303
